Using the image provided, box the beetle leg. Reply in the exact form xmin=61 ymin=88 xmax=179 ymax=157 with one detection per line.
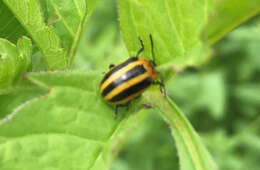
xmin=114 ymin=103 xmax=130 ymax=118
xmin=143 ymin=104 xmax=152 ymax=109
xmin=125 ymin=101 xmax=131 ymax=111
xmin=109 ymin=64 xmax=115 ymax=69
xmin=135 ymin=37 xmax=144 ymax=58
xmin=153 ymin=80 xmax=167 ymax=97
xmin=114 ymin=105 xmax=119 ymax=118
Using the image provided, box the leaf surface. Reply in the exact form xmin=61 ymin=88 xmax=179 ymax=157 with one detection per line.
xmin=117 ymin=0 xmax=214 ymax=68
xmin=202 ymin=0 xmax=260 ymax=44
xmin=0 ymin=71 xmax=138 ymax=170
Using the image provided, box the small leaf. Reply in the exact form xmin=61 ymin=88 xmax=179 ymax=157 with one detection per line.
xmin=0 ymin=36 xmax=32 ymax=89
xmin=2 ymin=0 xmax=99 ymax=70
xmin=3 ymin=0 xmax=67 ymax=70
xmin=202 ymin=0 xmax=260 ymax=44
xmin=38 ymin=0 xmax=100 ymax=66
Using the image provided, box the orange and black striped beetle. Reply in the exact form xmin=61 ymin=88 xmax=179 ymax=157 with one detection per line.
xmin=100 ymin=35 xmax=165 ymax=116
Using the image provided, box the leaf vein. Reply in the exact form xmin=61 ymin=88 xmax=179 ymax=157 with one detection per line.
xmin=49 ymin=1 xmax=75 ymax=37
xmin=72 ymin=0 xmax=83 ymax=17
xmin=164 ymin=0 xmax=185 ymax=52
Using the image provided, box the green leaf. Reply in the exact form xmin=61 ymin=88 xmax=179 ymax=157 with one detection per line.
xmin=0 ymin=76 xmax=47 ymax=119
xmin=2 ymin=0 xmax=66 ymax=70
xmin=0 ymin=71 xmax=138 ymax=170
xmin=0 ymin=1 xmax=27 ymax=44
xmin=142 ymin=91 xmax=218 ymax=170
xmin=0 ymin=36 xmax=32 ymax=89
xmin=0 ymin=87 xmax=46 ymax=119
xmin=202 ymin=0 xmax=260 ymax=44
xmin=2 ymin=0 xmax=99 ymax=70
xmin=38 ymin=0 xmax=100 ymax=66
xmin=117 ymin=0 xmax=214 ymax=68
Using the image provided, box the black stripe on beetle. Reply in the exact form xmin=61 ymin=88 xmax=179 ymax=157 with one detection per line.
xmin=101 ymin=65 xmax=147 ymax=97
xmin=100 ymin=57 xmax=138 ymax=85
xmin=109 ymin=77 xmax=153 ymax=102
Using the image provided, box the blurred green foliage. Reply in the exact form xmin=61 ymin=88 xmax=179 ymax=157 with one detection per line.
xmin=73 ymin=0 xmax=260 ymax=169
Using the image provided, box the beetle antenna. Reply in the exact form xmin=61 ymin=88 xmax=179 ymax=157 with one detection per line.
xmin=149 ymin=34 xmax=156 ymax=66
xmin=135 ymin=37 xmax=144 ymax=58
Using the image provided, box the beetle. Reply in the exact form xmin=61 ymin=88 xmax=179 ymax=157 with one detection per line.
xmin=100 ymin=34 xmax=165 ymax=116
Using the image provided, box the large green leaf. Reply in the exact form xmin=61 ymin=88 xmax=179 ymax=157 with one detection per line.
xmin=117 ymin=0 xmax=214 ymax=68
xmin=202 ymin=0 xmax=260 ymax=44
xmin=2 ymin=0 xmax=99 ymax=70
xmin=0 ymin=36 xmax=32 ymax=89
xmin=0 ymin=71 xmax=142 ymax=170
